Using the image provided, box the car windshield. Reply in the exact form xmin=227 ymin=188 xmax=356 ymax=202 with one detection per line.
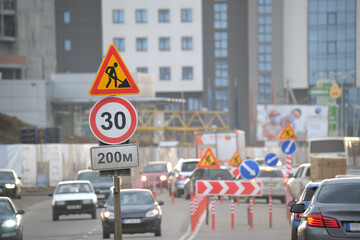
xmin=0 ymin=201 xmax=14 ymax=216
xmin=301 ymin=186 xmax=318 ymax=201
xmin=55 ymin=183 xmax=93 ymax=194
xmin=78 ymin=171 xmax=112 ymax=183
xmin=0 ymin=172 xmax=14 ymax=180
xmin=206 ymin=169 xmax=233 ymax=180
xmin=144 ymin=164 xmax=167 ymax=173
xmin=107 ymin=191 xmax=154 ymax=206
xmin=181 ymin=162 xmax=198 ymax=172
xmin=317 ymin=183 xmax=360 ymax=203
xmin=258 ymin=170 xmax=283 ymax=178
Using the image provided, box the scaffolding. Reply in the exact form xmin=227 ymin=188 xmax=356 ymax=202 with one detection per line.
xmin=132 ymin=109 xmax=229 ymax=146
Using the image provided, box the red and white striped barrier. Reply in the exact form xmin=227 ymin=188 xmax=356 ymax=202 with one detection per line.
xmin=153 ymin=179 xmax=157 ymax=201
xmin=286 ymin=155 xmax=292 ymax=178
xmin=171 ymin=180 xmax=175 ymax=204
xmin=231 ymin=198 xmax=234 ymax=230
xmin=190 ymin=179 xmax=194 ymax=199
xmin=196 ymin=180 xmax=262 ymax=196
xmin=228 ymin=167 xmax=240 ymax=178
xmin=269 ymin=182 xmax=272 ymax=229
xmin=190 ymin=195 xmax=207 ymax=232
xmin=211 ymin=198 xmax=215 ymax=231
xmin=249 ymin=197 xmax=254 ymax=229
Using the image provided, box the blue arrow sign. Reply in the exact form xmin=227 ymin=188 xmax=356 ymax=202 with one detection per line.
xmin=240 ymin=159 xmax=260 ymax=180
xmin=281 ymin=140 xmax=296 ymax=155
xmin=264 ymin=152 xmax=279 ymax=167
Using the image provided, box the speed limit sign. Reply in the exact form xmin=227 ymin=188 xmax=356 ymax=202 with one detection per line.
xmin=89 ymin=97 xmax=138 ymax=144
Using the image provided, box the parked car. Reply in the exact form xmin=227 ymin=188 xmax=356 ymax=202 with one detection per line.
xmin=183 ymin=167 xmax=234 ymax=200
xmin=291 ymin=177 xmax=360 ymax=240
xmin=288 ymin=182 xmax=320 ymax=240
xmin=287 ymin=163 xmax=311 ymax=199
xmin=50 ymin=180 xmax=97 ymax=221
xmin=77 ymin=169 xmax=113 ymax=207
xmin=168 ymin=158 xmax=200 ymax=197
xmin=0 ymin=197 xmax=25 ymax=240
xmin=101 ymin=189 xmax=164 ymax=238
xmin=0 ymin=169 xmax=22 ymax=199
xmin=237 ymin=167 xmax=286 ymax=203
xmin=140 ymin=161 xmax=172 ymax=188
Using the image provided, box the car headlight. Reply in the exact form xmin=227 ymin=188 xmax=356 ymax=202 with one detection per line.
xmin=55 ymin=201 xmax=65 ymax=206
xmin=82 ymin=199 xmax=93 ymax=204
xmin=2 ymin=220 xmax=16 ymax=228
xmin=5 ymin=183 xmax=15 ymax=189
xmin=103 ymin=211 xmax=114 ymax=219
xmin=141 ymin=176 xmax=147 ymax=182
xmin=160 ymin=175 xmax=167 ymax=181
xmin=145 ymin=209 xmax=159 ymax=218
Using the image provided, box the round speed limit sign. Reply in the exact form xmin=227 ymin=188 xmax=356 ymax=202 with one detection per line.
xmin=89 ymin=97 xmax=138 ymax=144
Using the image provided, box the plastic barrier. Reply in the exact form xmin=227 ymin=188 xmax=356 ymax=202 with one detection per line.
xmin=269 ymin=182 xmax=273 ymax=228
xmin=190 ymin=194 xmax=207 ymax=232
xmin=211 ymin=198 xmax=215 ymax=231
xmin=231 ymin=198 xmax=234 ymax=230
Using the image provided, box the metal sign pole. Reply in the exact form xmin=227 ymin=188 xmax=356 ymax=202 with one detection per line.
xmin=113 ymin=176 xmax=122 ymax=240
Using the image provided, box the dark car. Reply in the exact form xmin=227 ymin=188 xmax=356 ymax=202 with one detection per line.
xmin=0 ymin=169 xmax=22 ymax=199
xmin=183 ymin=167 xmax=234 ymax=199
xmin=0 ymin=197 xmax=25 ymax=240
xmin=288 ymin=181 xmax=320 ymax=240
xmin=140 ymin=162 xmax=172 ymax=188
xmin=77 ymin=169 xmax=113 ymax=207
xmin=101 ymin=189 xmax=164 ymax=238
xmin=291 ymin=177 xmax=360 ymax=240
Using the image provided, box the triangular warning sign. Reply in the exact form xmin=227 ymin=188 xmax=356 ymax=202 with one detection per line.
xmin=229 ymin=151 xmax=242 ymax=167
xmin=279 ymin=123 xmax=297 ymax=140
xmin=89 ymin=44 xmax=140 ymax=96
xmin=197 ymin=147 xmax=221 ymax=169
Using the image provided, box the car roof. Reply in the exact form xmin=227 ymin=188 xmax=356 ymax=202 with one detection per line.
xmin=57 ymin=180 xmax=91 ymax=185
xmin=0 ymin=196 xmax=12 ymax=201
xmin=322 ymin=177 xmax=360 ymax=185
xmin=178 ymin=158 xmax=200 ymax=163
xmin=299 ymin=163 xmax=311 ymax=167
xmin=120 ymin=188 xmax=152 ymax=193
xmin=0 ymin=169 xmax=14 ymax=173
xmin=304 ymin=181 xmax=321 ymax=188
xmin=77 ymin=169 xmax=99 ymax=174
xmin=147 ymin=161 xmax=167 ymax=165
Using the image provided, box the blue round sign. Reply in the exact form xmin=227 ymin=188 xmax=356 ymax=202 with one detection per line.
xmin=281 ymin=140 xmax=296 ymax=155
xmin=240 ymin=159 xmax=260 ymax=180
xmin=264 ymin=152 xmax=279 ymax=167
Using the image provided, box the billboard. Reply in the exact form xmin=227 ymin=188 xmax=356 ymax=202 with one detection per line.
xmin=257 ymin=105 xmax=329 ymax=141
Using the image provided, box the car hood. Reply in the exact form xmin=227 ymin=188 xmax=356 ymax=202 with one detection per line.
xmin=53 ymin=193 xmax=96 ymax=202
xmin=106 ymin=204 xmax=155 ymax=218
xmin=0 ymin=180 xmax=15 ymax=185
xmin=142 ymin=172 xmax=167 ymax=177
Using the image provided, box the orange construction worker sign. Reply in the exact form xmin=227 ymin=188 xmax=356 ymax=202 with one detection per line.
xmin=279 ymin=123 xmax=297 ymax=140
xmin=197 ymin=147 xmax=221 ymax=169
xmin=89 ymin=44 xmax=140 ymax=96
xmin=229 ymin=151 xmax=242 ymax=167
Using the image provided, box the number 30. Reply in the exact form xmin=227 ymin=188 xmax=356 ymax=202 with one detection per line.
xmin=101 ymin=111 xmax=126 ymax=130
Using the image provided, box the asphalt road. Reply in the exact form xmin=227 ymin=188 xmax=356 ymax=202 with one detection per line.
xmin=12 ymin=190 xmax=292 ymax=239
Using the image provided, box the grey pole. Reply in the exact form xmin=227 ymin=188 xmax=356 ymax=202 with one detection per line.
xmin=113 ymin=176 xmax=122 ymax=240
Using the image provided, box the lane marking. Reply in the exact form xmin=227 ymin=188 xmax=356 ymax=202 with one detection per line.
xmin=179 ymin=210 xmax=206 ymax=240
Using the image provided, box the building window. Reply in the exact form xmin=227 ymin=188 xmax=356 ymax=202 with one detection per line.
xmin=136 ymin=38 xmax=147 ymax=51
xmin=182 ymin=67 xmax=193 ymax=80
xmin=159 ymin=9 xmax=170 ymax=23
xmin=214 ymin=3 xmax=227 ymax=29
xmin=188 ymin=98 xmax=203 ymax=111
xmin=214 ymin=32 xmax=228 ymax=57
xmin=114 ymin=38 xmax=125 ymax=51
xmin=64 ymin=39 xmax=71 ymax=51
xmin=63 ymin=11 xmax=71 ymax=24
xmin=136 ymin=9 xmax=147 ymax=23
xmin=327 ymin=12 xmax=336 ymax=25
xmin=215 ymin=90 xmax=228 ymax=110
xmin=137 ymin=67 xmax=148 ymax=73
xmin=258 ymin=0 xmax=272 ymax=13
xmin=258 ymin=74 xmax=271 ymax=103
xmin=181 ymin=8 xmax=192 ymax=22
xmin=160 ymin=67 xmax=171 ymax=80
xmin=181 ymin=37 xmax=193 ymax=50
xmin=327 ymin=41 xmax=336 ymax=54
xmin=258 ymin=16 xmax=272 ymax=42
xmin=159 ymin=37 xmax=170 ymax=51
xmin=215 ymin=61 xmax=228 ymax=87
xmin=113 ymin=10 xmax=124 ymax=23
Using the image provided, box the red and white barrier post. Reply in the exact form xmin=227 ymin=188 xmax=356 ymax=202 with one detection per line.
xmin=269 ymin=181 xmax=273 ymax=229
xmin=190 ymin=179 xmax=194 ymax=199
xmin=171 ymin=180 xmax=175 ymax=204
xmin=230 ymin=198 xmax=234 ymax=230
xmin=249 ymin=197 xmax=254 ymax=229
xmin=220 ymin=196 xmax=223 ymax=204
xmin=285 ymin=155 xmax=293 ymax=221
xmin=211 ymin=198 xmax=215 ymax=231
xmin=153 ymin=178 xmax=157 ymax=201
xmin=236 ymin=196 xmax=240 ymax=205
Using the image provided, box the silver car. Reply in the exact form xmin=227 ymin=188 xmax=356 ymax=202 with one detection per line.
xmin=291 ymin=177 xmax=360 ymax=240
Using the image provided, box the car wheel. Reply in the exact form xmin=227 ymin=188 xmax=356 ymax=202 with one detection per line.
xmin=91 ymin=210 xmax=97 ymax=219
xmin=52 ymin=212 xmax=59 ymax=221
xmin=291 ymin=226 xmax=298 ymax=240
xmin=154 ymin=226 xmax=161 ymax=237
xmin=281 ymin=197 xmax=286 ymax=204
xmin=103 ymin=231 xmax=110 ymax=239
xmin=184 ymin=187 xmax=190 ymax=200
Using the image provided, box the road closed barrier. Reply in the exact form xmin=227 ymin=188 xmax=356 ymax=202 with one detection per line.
xmin=191 ymin=194 xmax=208 ymax=232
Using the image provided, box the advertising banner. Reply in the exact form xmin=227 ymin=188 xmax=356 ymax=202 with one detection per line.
xmin=257 ymin=105 xmax=329 ymax=141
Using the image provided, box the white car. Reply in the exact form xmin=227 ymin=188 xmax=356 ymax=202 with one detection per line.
xmin=50 ymin=180 xmax=97 ymax=221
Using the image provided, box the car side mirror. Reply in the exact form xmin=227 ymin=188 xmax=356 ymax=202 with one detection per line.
xmin=17 ymin=177 xmax=21 ymax=180
xmin=98 ymin=202 xmax=105 ymax=208
xmin=48 ymin=193 xmax=53 ymax=197
xmin=290 ymin=203 xmax=305 ymax=213
xmin=288 ymin=173 xmax=294 ymax=178
xmin=17 ymin=210 xmax=25 ymax=215
xmin=157 ymin=200 xmax=164 ymax=206
xmin=288 ymin=200 xmax=296 ymax=208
